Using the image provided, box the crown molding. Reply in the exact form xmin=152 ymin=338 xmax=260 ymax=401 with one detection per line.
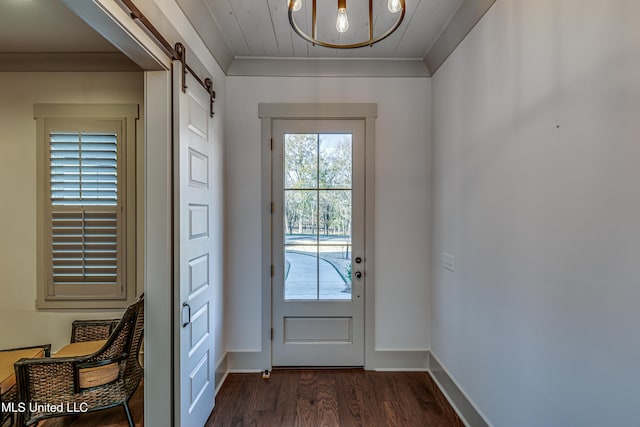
xmin=424 ymin=0 xmax=497 ymax=75
xmin=0 ymin=52 xmax=141 ymax=72
xmin=174 ymin=0 xmax=234 ymax=73
xmin=228 ymin=58 xmax=429 ymax=78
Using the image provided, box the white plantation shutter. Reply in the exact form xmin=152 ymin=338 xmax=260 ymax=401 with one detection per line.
xmin=49 ymin=132 xmax=121 ymax=288
xmin=50 ymin=132 xmax=118 ymax=206
xmin=44 ymin=124 xmax=126 ymax=300
xmin=50 ymin=210 xmax=119 ymax=285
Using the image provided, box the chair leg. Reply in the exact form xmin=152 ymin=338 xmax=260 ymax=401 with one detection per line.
xmin=123 ymin=402 xmax=134 ymax=427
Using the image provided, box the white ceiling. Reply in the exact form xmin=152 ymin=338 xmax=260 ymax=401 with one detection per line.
xmin=204 ymin=0 xmax=464 ymax=59
xmin=0 ymin=0 xmax=116 ymax=53
xmin=0 ymin=0 xmax=480 ymax=75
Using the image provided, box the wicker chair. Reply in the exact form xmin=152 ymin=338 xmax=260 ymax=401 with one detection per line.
xmin=14 ymin=294 xmax=144 ymax=427
xmin=1 ymin=345 xmax=51 ymax=427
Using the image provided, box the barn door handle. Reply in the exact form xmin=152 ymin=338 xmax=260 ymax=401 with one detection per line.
xmin=182 ymin=302 xmax=191 ymax=328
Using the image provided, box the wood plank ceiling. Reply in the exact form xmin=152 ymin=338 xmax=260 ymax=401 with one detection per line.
xmin=204 ymin=0 xmax=464 ymax=59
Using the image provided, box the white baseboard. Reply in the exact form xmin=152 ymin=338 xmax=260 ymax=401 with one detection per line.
xmin=367 ymin=350 xmax=429 ymax=371
xmin=373 ymin=367 xmax=429 ymax=372
xmin=428 ymin=352 xmax=492 ymax=427
xmin=227 ymin=349 xmax=428 ymax=371
xmin=215 ymin=371 xmax=229 ymax=396
xmin=214 ymin=353 xmax=229 ymax=396
xmin=227 ymin=350 xmax=270 ymax=372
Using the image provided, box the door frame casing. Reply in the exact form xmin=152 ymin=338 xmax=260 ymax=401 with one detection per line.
xmin=258 ymin=103 xmax=377 ymax=370
xmin=271 ymin=119 xmax=365 ymax=366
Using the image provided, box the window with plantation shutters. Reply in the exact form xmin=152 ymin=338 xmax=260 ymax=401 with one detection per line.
xmin=50 ymin=132 xmax=118 ymax=206
xmin=35 ymin=104 xmax=138 ymax=309
xmin=49 ymin=131 xmax=121 ymax=289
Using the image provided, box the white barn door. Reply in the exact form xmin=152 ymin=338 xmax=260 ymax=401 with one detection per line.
xmin=173 ymin=64 xmax=216 ymax=426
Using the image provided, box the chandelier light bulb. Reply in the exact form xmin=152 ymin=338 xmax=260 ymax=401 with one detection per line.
xmin=388 ymin=0 xmax=402 ymax=13
xmin=336 ymin=8 xmax=349 ymax=33
xmin=288 ymin=0 xmax=405 ymax=49
xmin=290 ymin=0 xmax=302 ymax=12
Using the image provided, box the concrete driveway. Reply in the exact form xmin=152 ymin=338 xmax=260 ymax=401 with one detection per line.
xmin=285 ymin=251 xmax=350 ymax=300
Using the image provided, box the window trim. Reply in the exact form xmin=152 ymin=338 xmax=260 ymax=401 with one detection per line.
xmin=35 ymin=104 xmax=138 ymax=309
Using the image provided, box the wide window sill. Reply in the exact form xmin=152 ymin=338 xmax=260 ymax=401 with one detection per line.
xmin=36 ymin=297 xmax=134 ymax=310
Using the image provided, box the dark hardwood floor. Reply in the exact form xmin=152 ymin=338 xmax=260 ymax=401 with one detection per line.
xmin=207 ymin=369 xmax=464 ymax=427
xmin=24 ymin=370 xmax=462 ymax=427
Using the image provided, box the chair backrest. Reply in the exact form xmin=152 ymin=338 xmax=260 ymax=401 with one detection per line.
xmin=80 ymin=293 xmax=144 ymax=396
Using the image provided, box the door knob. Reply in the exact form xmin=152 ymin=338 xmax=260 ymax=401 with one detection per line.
xmin=355 ymin=257 xmax=362 ymax=264
xmin=355 ymin=271 xmax=362 ymax=279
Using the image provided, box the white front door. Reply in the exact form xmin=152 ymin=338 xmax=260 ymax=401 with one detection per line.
xmin=173 ymin=65 xmax=216 ymax=426
xmin=272 ymin=119 xmax=365 ymax=366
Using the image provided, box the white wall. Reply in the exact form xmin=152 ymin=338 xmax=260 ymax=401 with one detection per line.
xmin=0 ymin=71 xmax=144 ymax=352
xmin=431 ymin=0 xmax=640 ymax=425
xmin=225 ymin=76 xmax=431 ymax=355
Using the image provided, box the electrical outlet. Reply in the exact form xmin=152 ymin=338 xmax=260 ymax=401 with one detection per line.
xmin=442 ymin=253 xmax=455 ymax=272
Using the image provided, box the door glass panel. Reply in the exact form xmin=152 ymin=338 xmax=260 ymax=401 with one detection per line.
xmin=318 ymin=190 xmax=352 ymax=245
xmin=284 ymin=133 xmax=353 ymax=301
xmin=319 ymin=190 xmax=352 ymax=299
xmin=285 ymin=133 xmax=317 ymax=188
xmin=285 ymin=245 xmax=318 ymax=300
xmin=319 ymin=134 xmax=352 ymax=188
xmin=284 ymin=190 xmax=318 ymax=245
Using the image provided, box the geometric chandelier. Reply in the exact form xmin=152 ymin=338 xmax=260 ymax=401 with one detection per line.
xmin=288 ymin=0 xmax=406 ymax=49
